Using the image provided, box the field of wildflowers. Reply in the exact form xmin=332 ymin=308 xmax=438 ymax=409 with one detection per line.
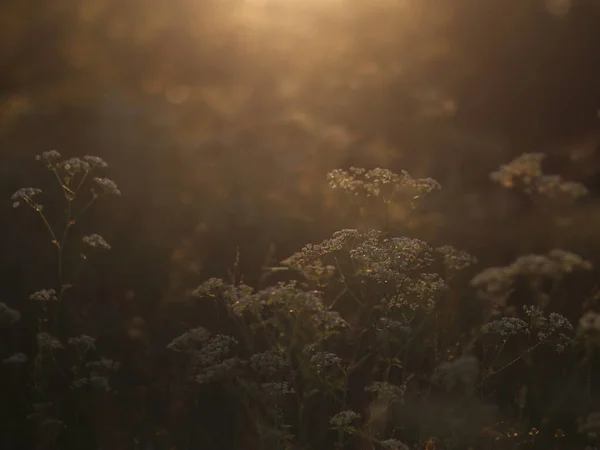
xmin=2 ymin=150 xmax=599 ymax=450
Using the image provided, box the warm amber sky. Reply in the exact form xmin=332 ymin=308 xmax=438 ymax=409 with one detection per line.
xmin=2 ymin=0 xmax=600 ymax=284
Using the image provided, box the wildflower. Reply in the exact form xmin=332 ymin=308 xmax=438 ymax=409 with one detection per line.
xmin=311 ymin=310 xmax=350 ymax=331
xmin=36 ymin=333 xmax=64 ymax=352
xmin=93 ymin=177 xmax=121 ymax=196
xmin=192 ymin=334 xmax=237 ymax=367
xmin=406 ymin=273 xmax=448 ymax=309
xmin=83 ymin=155 xmax=108 ymax=169
xmin=0 ymin=302 xmax=21 ymax=326
xmin=192 ymin=278 xmax=225 ymax=297
xmin=365 ymin=381 xmax=406 ymax=403
xmin=29 ymin=289 xmax=58 ymax=302
xmin=436 ymin=245 xmax=478 ymax=271
xmin=3 ymin=353 xmax=27 ymax=364
xmin=68 ymin=335 xmax=96 ymax=351
xmin=535 ymin=175 xmax=588 ymax=199
xmin=167 ymin=327 xmax=211 ymax=352
xmin=310 ymin=351 xmax=342 ymax=369
xmin=529 ymin=428 xmax=539 ymax=436
xmin=195 ymin=357 xmax=240 ymax=384
xmin=11 ymin=187 xmax=42 ymax=209
xmin=548 ymin=312 xmax=573 ymax=331
xmin=330 ymin=410 xmax=361 ymax=429
xmin=260 ymin=382 xmax=295 ymax=396
xmin=250 ymin=348 xmax=287 ymax=376
xmin=490 ymin=153 xmax=545 ymax=188
xmin=327 ymin=167 xmax=441 ymax=203
xmin=82 ymin=234 xmax=111 ymax=250
xmin=554 ymin=428 xmax=565 ymax=437
xmin=548 ymin=249 xmax=593 ymax=272
xmin=491 ymin=153 xmax=589 ymax=200
xmin=58 ymin=157 xmax=90 ymax=175
xmin=482 ymin=317 xmax=529 ymax=336
xmin=35 ymin=150 xmax=62 ymax=164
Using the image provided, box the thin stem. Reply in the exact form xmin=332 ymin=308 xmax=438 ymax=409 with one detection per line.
xmin=36 ymin=209 xmax=59 ymax=246
xmin=473 ymin=339 xmax=544 ymax=392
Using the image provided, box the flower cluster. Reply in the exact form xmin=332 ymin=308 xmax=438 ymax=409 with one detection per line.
xmin=192 ymin=277 xmax=226 ymax=297
xmin=67 ymin=335 xmax=96 ymax=351
xmin=404 ymin=273 xmax=448 ymax=310
xmin=11 ymin=187 xmax=42 ymax=209
xmin=83 ymin=155 xmax=108 ymax=169
xmin=35 ymin=150 xmax=62 ymax=164
xmin=490 ymin=153 xmax=545 ymax=188
xmin=29 ymin=289 xmax=58 ymax=302
xmin=93 ymin=177 xmax=121 ymax=196
xmin=310 ymin=351 xmax=342 ymax=370
xmin=71 ymin=358 xmax=120 ymax=392
xmin=58 ymin=157 xmax=91 ymax=175
xmin=350 ymin=235 xmax=435 ymax=283
xmin=82 ymin=233 xmax=111 ymax=250
xmin=260 ymin=381 xmax=295 ymax=396
xmin=195 ymin=357 xmax=241 ymax=384
xmin=167 ymin=327 xmax=211 ymax=352
xmin=483 ymin=307 xmax=573 ymax=352
xmin=192 ymin=281 xmax=258 ymax=316
xmin=310 ymin=310 xmax=350 ymax=338
xmin=365 ymin=381 xmax=406 ymax=403
xmin=191 ymin=334 xmax=238 ymax=368
xmin=327 ymin=167 xmax=440 ymax=204
xmin=436 ymin=245 xmax=479 ymax=272
xmin=36 ymin=333 xmax=64 ymax=352
xmin=281 ymin=229 xmax=365 ymax=272
xmin=471 ymin=249 xmax=592 ymax=304
xmin=482 ymin=317 xmax=529 ymax=336
xmin=330 ymin=410 xmax=361 ymax=429
xmin=250 ymin=348 xmax=288 ymax=376
xmin=490 ymin=152 xmax=588 ymax=200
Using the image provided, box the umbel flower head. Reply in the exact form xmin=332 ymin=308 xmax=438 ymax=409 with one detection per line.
xmin=490 ymin=152 xmax=588 ymax=200
xmin=330 ymin=410 xmax=361 ymax=429
xmin=93 ymin=177 xmax=121 ymax=196
xmin=327 ymin=167 xmax=440 ymax=206
xmin=11 ymin=187 xmax=42 ymax=209
xmin=82 ymin=234 xmax=111 ymax=250
xmin=29 ymin=289 xmax=58 ymax=302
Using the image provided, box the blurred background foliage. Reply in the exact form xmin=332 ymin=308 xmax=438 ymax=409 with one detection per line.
xmin=1 ymin=0 xmax=600 ymax=448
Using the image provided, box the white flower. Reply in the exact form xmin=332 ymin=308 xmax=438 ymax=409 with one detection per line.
xmin=35 ymin=150 xmax=61 ymax=164
xmin=36 ymin=333 xmax=63 ymax=352
xmin=82 ymin=234 xmax=111 ymax=250
xmin=29 ymin=289 xmax=58 ymax=302
xmin=330 ymin=410 xmax=361 ymax=429
xmin=11 ymin=187 xmax=42 ymax=208
xmin=83 ymin=155 xmax=108 ymax=169
xmin=93 ymin=177 xmax=121 ymax=196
